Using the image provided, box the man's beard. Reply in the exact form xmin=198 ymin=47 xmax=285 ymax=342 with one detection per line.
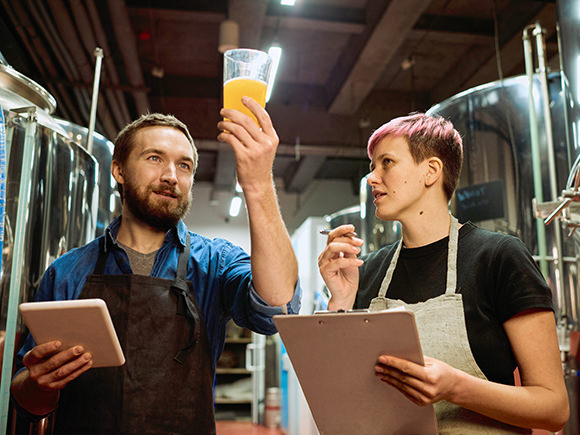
xmin=123 ymin=177 xmax=192 ymax=231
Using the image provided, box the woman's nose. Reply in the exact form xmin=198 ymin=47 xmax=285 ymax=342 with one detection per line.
xmin=367 ymin=169 xmax=379 ymax=185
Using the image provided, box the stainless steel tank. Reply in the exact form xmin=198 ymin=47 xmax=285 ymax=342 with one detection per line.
xmin=360 ymin=70 xmax=578 ymax=434
xmin=0 ymin=63 xmax=114 ymax=432
xmin=426 ymin=73 xmax=575 ymax=327
xmin=426 ymin=73 xmax=579 ymax=433
xmin=0 ymin=63 xmax=102 ymax=305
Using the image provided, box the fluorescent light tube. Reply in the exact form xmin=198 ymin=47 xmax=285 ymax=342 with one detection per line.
xmin=266 ymin=45 xmax=282 ymax=102
xmin=229 ymin=196 xmax=242 ymax=217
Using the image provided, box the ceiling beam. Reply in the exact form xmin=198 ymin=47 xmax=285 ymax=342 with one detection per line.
xmin=283 ymin=156 xmax=327 ymax=193
xmin=195 ymin=139 xmax=368 ymax=159
xmin=414 ymin=14 xmax=494 ymax=37
xmin=266 ymin=2 xmax=365 ymax=25
xmin=108 ymin=0 xmax=150 ymax=115
xmin=228 ymin=0 xmax=268 ymax=50
xmin=430 ymin=2 xmax=557 ymax=104
xmin=263 ymin=15 xmax=365 ymax=35
xmin=328 ymin=0 xmax=432 ymax=115
xmin=149 ymin=75 xmax=219 ymax=98
xmin=128 ymin=8 xmax=224 ymax=23
xmin=407 ymin=29 xmax=493 ymax=46
xmin=125 ymin=0 xmax=227 ymax=14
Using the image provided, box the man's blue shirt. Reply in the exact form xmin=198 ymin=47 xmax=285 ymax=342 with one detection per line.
xmin=15 ymin=216 xmax=301 ymax=372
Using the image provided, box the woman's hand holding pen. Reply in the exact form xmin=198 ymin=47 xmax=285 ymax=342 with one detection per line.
xmin=317 ymin=224 xmax=364 ymax=311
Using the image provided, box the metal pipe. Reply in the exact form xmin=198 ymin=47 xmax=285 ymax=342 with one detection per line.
xmin=523 ymin=25 xmax=549 ymax=279
xmin=534 ymin=23 xmax=560 ymax=201
xmin=533 ymin=22 xmax=568 ymax=320
xmin=557 ymin=23 xmax=573 ymax=168
xmin=87 ymin=48 xmax=104 ymax=154
xmin=0 ymin=107 xmax=37 ymax=433
xmin=0 ymin=108 xmax=7 ymax=432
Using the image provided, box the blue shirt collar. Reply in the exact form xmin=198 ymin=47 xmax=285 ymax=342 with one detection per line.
xmin=104 ymin=216 xmax=188 ymax=252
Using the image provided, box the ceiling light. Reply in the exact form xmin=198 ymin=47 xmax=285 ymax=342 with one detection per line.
xmin=281 ymin=0 xmax=296 ymax=5
xmin=229 ymin=195 xmax=242 ymax=217
xmin=235 ymin=181 xmax=243 ymax=193
xmin=266 ymin=44 xmax=282 ymax=102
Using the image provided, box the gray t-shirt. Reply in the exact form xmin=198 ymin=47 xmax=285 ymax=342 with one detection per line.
xmin=117 ymin=241 xmax=158 ymax=276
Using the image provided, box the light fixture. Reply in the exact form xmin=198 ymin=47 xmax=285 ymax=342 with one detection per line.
xmin=266 ymin=44 xmax=282 ymax=102
xmin=281 ymin=0 xmax=296 ymax=5
xmin=229 ymin=195 xmax=242 ymax=217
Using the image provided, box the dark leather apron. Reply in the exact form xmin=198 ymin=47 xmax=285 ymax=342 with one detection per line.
xmin=53 ymin=234 xmax=216 ymax=434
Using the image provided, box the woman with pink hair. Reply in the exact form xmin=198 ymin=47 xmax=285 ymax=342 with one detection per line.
xmin=318 ymin=113 xmax=569 ymax=433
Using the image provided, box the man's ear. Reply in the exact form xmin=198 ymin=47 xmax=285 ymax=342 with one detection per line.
xmin=111 ymin=160 xmax=125 ymax=185
xmin=424 ymin=157 xmax=443 ymax=187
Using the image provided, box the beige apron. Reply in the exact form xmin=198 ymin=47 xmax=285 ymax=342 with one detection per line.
xmin=369 ymin=216 xmax=530 ymax=434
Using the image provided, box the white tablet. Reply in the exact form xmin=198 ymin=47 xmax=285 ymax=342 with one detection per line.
xmin=19 ymin=298 xmax=125 ymax=368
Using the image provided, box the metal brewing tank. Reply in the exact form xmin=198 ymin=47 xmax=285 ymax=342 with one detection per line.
xmin=0 ymin=65 xmax=95 ymax=308
xmin=0 ymin=62 xmax=118 ymax=432
xmin=0 ymin=61 xmax=116 ymax=377
xmin=426 ymin=73 xmax=575 ymax=327
xmin=426 ymin=73 xmax=579 ymax=434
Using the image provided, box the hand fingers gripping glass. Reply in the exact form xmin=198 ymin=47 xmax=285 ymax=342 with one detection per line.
xmin=223 ymin=48 xmax=272 ymax=125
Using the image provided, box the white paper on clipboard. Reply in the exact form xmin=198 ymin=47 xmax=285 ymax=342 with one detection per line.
xmin=273 ymin=310 xmax=438 ymax=435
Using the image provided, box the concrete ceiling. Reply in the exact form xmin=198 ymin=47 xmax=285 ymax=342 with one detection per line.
xmin=0 ymin=0 xmax=558 ymax=196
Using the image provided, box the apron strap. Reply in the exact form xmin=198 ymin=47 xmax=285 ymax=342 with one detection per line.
xmin=170 ymin=233 xmax=201 ymax=364
xmin=176 ymin=232 xmax=189 ymax=281
xmin=445 ymin=215 xmax=459 ymax=295
xmin=376 ymin=239 xmax=403 ymax=299
xmin=93 ymin=237 xmax=108 ymax=275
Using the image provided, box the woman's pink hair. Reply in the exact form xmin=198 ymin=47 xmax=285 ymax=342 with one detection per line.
xmin=367 ymin=113 xmax=463 ymax=200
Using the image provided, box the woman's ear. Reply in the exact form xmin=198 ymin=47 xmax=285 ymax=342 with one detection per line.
xmin=424 ymin=157 xmax=443 ymax=187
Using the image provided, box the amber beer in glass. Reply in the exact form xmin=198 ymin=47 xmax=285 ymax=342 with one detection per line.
xmin=223 ymin=49 xmax=272 ymax=125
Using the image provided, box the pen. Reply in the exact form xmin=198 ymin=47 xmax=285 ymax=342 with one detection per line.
xmin=319 ymin=229 xmax=358 ymax=237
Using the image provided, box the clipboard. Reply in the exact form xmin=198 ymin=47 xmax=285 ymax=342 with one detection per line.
xmin=19 ymin=298 xmax=125 ymax=368
xmin=274 ymin=310 xmax=438 ymax=435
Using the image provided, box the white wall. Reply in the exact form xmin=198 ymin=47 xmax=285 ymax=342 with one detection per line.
xmin=183 ymin=179 xmax=359 ymax=253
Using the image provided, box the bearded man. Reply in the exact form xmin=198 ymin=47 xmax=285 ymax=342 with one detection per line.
xmin=11 ymin=101 xmax=300 ymax=434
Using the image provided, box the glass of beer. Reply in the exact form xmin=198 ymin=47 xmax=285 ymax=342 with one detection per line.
xmin=223 ymin=48 xmax=272 ymax=125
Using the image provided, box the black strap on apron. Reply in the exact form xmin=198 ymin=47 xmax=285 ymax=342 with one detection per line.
xmin=93 ymin=233 xmax=200 ymax=364
xmin=169 ymin=233 xmax=201 ymax=364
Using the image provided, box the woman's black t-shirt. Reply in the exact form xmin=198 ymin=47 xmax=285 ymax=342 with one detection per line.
xmin=355 ymin=222 xmax=553 ymax=385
